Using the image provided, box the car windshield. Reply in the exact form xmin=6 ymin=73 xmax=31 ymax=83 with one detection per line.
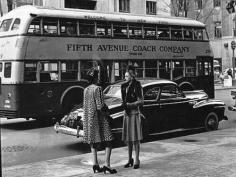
xmin=103 ymin=85 xmax=121 ymax=98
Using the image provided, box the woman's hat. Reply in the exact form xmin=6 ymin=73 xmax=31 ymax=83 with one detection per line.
xmin=87 ymin=67 xmax=98 ymax=79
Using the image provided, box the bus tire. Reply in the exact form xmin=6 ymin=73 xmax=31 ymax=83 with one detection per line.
xmin=179 ymin=82 xmax=194 ymax=91
xmin=204 ymin=112 xmax=219 ymax=131
xmin=62 ymin=89 xmax=83 ymax=115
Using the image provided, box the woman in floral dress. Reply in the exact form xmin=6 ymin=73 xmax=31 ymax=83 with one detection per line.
xmin=83 ymin=68 xmax=117 ymax=174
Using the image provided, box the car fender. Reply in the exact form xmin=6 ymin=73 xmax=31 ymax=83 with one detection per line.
xmin=193 ymin=99 xmax=225 ymax=109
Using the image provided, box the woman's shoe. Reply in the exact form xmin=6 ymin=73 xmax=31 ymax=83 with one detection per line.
xmin=93 ymin=165 xmax=103 ymax=173
xmin=124 ymin=158 xmax=134 ymax=168
xmin=133 ymin=160 xmax=140 ymax=169
xmin=103 ymin=166 xmax=117 ymax=174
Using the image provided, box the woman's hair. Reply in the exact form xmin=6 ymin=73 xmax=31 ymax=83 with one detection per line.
xmin=127 ymin=65 xmax=136 ymax=77
xmin=87 ymin=67 xmax=99 ymax=84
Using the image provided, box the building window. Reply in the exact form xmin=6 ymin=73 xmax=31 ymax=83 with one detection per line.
xmin=65 ymin=0 xmax=97 ymax=10
xmin=195 ymin=0 xmax=202 ymax=10
xmin=214 ymin=22 xmax=222 ymax=38
xmin=213 ymin=0 xmax=221 ymax=7
xmin=119 ymin=0 xmax=130 ymax=13
xmin=146 ymin=1 xmax=156 ymax=15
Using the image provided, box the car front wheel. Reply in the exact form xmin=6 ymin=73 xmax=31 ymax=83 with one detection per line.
xmin=204 ymin=112 xmax=219 ymax=131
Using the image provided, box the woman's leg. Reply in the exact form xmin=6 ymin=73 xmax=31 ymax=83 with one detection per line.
xmin=90 ymin=143 xmax=98 ymax=165
xmin=105 ymin=142 xmax=112 ymax=167
xmin=134 ymin=141 xmax=140 ymax=164
xmin=128 ymin=141 xmax=133 ymax=161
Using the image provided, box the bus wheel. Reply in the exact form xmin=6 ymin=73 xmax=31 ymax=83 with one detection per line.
xmin=204 ymin=112 xmax=219 ymax=131
xmin=179 ymin=83 xmax=194 ymax=91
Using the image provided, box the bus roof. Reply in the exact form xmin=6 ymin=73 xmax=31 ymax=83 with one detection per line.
xmin=1 ymin=5 xmax=205 ymax=28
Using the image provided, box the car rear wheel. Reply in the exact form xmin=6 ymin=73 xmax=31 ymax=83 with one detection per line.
xmin=204 ymin=112 xmax=219 ymax=131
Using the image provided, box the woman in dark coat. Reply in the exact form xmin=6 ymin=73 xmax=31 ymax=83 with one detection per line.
xmin=83 ymin=68 xmax=117 ymax=174
xmin=121 ymin=65 xmax=144 ymax=169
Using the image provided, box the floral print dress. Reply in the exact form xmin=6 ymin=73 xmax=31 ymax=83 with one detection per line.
xmin=83 ymin=84 xmax=113 ymax=144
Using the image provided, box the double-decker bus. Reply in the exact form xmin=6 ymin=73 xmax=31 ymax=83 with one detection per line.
xmin=0 ymin=5 xmax=213 ymax=120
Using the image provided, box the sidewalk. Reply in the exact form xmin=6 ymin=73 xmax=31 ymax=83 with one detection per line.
xmin=3 ymin=128 xmax=236 ymax=177
xmin=214 ymin=83 xmax=236 ymax=90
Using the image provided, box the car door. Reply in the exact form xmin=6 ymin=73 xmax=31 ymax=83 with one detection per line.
xmin=158 ymin=84 xmax=189 ymax=131
xmin=142 ymin=85 xmax=161 ymax=133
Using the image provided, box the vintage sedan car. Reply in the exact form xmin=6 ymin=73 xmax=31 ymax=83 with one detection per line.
xmin=54 ymin=79 xmax=228 ymax=138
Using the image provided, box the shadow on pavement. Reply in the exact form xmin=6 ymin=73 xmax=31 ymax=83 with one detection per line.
xmin=0 ymin=118 xmax=54 ymax=130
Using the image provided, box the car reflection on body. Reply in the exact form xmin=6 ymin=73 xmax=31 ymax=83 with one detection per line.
xmin=54 ymin=79 xmax=228 ymax=138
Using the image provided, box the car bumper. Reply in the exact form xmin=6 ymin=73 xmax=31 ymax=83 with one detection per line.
xmin=54 ymin=122 xmax=84 ymax=137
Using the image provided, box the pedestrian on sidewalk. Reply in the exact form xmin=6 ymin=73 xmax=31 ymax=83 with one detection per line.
xmin=83 ymin=67 xmax=117 ymax=174
xmin=121 ymin=65 xmax=144 ymax=169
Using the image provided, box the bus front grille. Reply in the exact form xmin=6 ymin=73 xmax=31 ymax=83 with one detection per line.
xmin=0 ymin=110 xmax=19 ymax=118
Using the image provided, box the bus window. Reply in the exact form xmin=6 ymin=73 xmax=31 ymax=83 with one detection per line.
xmin=173 ymin=61 xmax=184 ymax=80
xmin=24 ymin=62 xmax=37 ymax=82
xmin=183 ymin=28 xmax=193 ymax=40
xmin=129 ymin=24 xmax=142 ymax=38
xmin=0 ymin=19 xmax=13 ymax=32
xmin=144 ymin=25 xmax=156 ymax=39
xmin=4 ymin=62 xmax=12 ymax=78
xmin=145 ymin=60 xmax=157 ymax=77
xmin=79 ymin=20 xmax=95 ymax=36
xmin=113 ymin=22 xmax=128 ymax=38
xmin=157 ymin=26 xmax=170 ymax=39
xmin=61 ymin=61 xmax=78 ymax=81
xmin=159 ymin=61 xmax=171 ymax=79
xmin=0 ymin=63 xmax=2 ymax=72
xmin=185 ymin=60 xmax=196 ymax=77
xmin=130 ymin=60 xmax=144 ymax=77
xmin=114 ymin=61 xmax=128 ymax=81
xmin=11 ymin=18 xmax=21 ymax=31
xmin=28 ymin=17 xmax=41 ymax=34
xmin=171 ymin=27 xmax=182 ymax=40
xmin=60 ymin=19 xmax=77 ymax=36
xmin=194 ymin=28 xmax=205 ymax=40
xmin=43 ymin=18 xmax=58 ymax=35
xmin=40 ymin=62 xmax=58 ymax=82
xmin=96 ymin=21 xmax=112 ymax=37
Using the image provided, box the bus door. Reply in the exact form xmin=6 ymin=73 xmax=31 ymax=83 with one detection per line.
xmin=197 ymin=57 xmax=214 ymax=98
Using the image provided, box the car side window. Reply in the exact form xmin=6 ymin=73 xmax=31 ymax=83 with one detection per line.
xmin=160 ymin=85 xmax=181 ymax=99
xmin=144 ymin=87 xmax=160 ymax=101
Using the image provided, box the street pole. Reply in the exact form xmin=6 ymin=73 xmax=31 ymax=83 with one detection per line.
xmin=231 ymin=41 xmax=236 ymax=79
xmin=233 ymin=49 xmax=236 ymax=79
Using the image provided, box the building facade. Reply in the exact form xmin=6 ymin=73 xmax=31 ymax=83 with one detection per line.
xmin=0 ymin=0 xmax=171 ymax=16
xmin=172 ymin=0 xmax=236 ymax=73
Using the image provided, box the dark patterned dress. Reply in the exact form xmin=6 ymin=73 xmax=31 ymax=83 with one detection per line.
xmin=83 ymin=84 xmax=113 ymax=144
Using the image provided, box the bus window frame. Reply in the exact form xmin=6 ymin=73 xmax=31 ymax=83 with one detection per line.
xmin=96 ymin=20 xmax=112 ymax=38
xmin=11 ymin=18 xmax=21 ymax=31
xmin=61 ymin=61 xmax=79 ymax=81
xmin=60 ymin=18 xmax=77 ymax=37
xmin=79 ymin=20 xmax=95 ymax=36
xmin=4 ymin=62 xmax=12 ymax=78
xmin=157 ymin=26 xmax=170 ymax=40
xmin=24 ymin=62 xmax=38 ymax=82
xmin=143 ymin=24 xmax=157 ymax=39
xmin=40 ymin=61 xmax=59 ymax=82
xmin=27 ymin=17 xmax=41 ymax=35
xmin=0 ymin=18 xmax=13 ymax=32
xmin=128 ymin=23 xmax=143 ymax=39
xmin=42 ymin=17 xmax=59 ymax=36
xmin=113 ymin=22 xmax=128 ymax=38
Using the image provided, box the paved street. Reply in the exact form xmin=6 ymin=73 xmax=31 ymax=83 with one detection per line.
xmin=3 ymin=127 xmax=236 ymax=177
xmin=1 ymin=87 xmax=236 ymax=169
